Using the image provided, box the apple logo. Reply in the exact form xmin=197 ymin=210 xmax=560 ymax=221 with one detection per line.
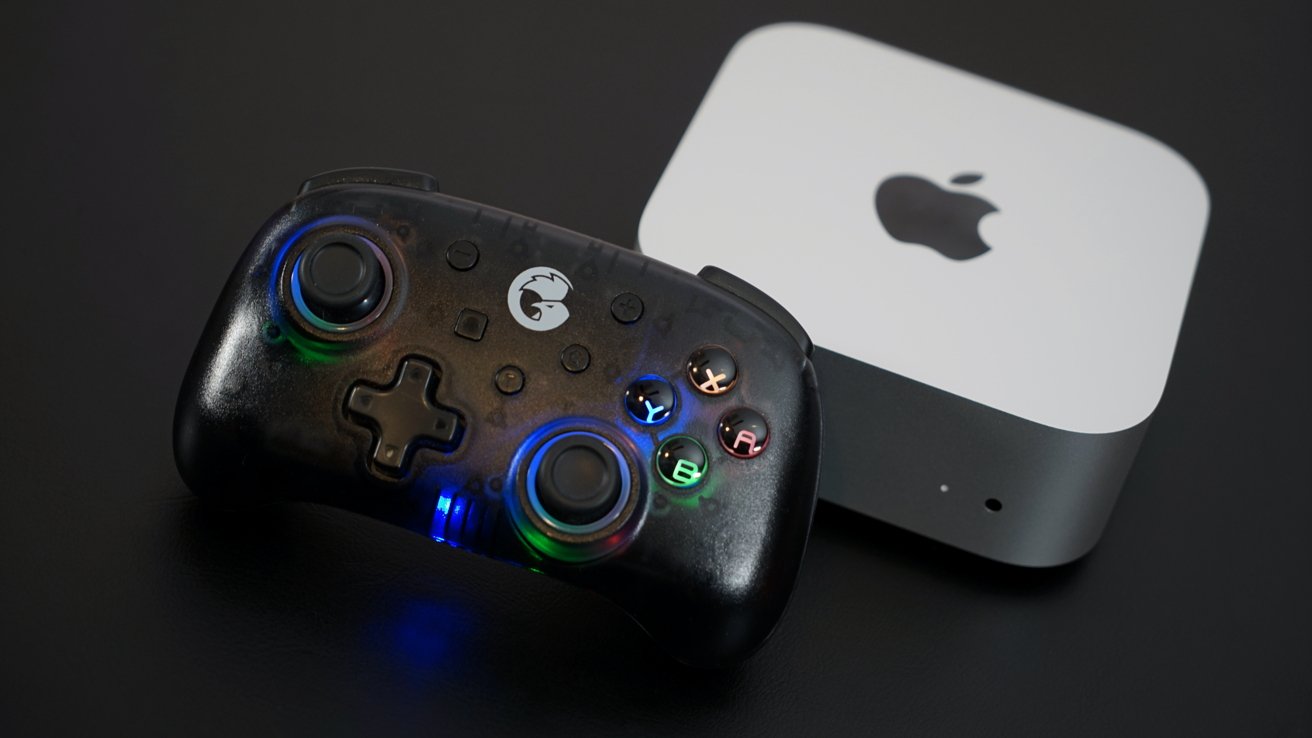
xmin=875 ymin=173 xmax=998 ymax=260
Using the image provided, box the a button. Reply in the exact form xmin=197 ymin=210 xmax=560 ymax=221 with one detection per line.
xmin=610 ymin=292 xmax=644 ymax=324
xmin=624 ymin=375 xmax=676 ymax=425
xmin=495 ymin=365 xmax=525 ymax=395
xmin=446 ymin=240 xmax=479 ymax=271
xmin=345 ymin=358 xmax=464 ymax=476
xmin=655 ymin=436 xmax=708 ymax=489
xmin=718 ymin=408 xmax=769 ymax=458
xmin=698 ymin=266 xmax=812 ymax=357
xmin=687 ymin=346 xmax=738 ymax=395
xmin=454 ymin=309 xmax=488 ymax=341
xmin=528 ymin=431 xmax=631 ymax=532
xmin=298 ymin=168 xmax=438 ymax=195
xmin=560 ymin=344 xmax=590 ymax=373
xmin=294 ymin=233 xmax=388 ymax=328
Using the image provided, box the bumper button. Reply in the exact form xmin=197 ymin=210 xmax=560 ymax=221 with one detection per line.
xmin=298 ymin=167 xmax=439 ymax=195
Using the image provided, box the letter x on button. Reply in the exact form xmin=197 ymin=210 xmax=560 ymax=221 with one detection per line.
xmin=687 ymin=346 xmax=738 ymax=396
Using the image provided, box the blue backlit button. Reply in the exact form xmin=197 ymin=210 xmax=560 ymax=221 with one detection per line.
xmin=718 ymin=408 xmax=769 ymax=459
xmin=624 ymin=375 xmax=676 ymax=425
xmin=687 ymin=346 xmax=738 ymax=395
xmin=655 ymin=436 xmax=708 ymax=489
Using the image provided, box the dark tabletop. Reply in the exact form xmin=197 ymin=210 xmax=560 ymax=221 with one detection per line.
xmin=2 ymin=1 xmax=1309 ymax=735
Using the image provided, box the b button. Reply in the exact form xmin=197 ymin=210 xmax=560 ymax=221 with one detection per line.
xmin=687 ymin=346 xmax=737 ymax=395
xmin=655 ymin=436 xmax=708 ymax=489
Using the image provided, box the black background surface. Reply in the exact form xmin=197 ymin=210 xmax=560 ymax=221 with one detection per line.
xmin=2 ymin=1 xmax=1309 ymax=735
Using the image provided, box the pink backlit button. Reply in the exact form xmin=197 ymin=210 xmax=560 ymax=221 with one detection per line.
xmin=687 ymin=346 xmax=737 ymax=396
xmin=717 ymin=408 xmax=768 ymax=459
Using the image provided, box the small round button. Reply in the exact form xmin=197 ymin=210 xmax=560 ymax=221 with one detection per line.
xmin=529 ymin=431 xmax=629 ymax=529
xmin=718 ymin=408 xmax=769 ymax=458
xmin=687 ymin=346 xmax=738 ymax=395
xmin=624 ymin=375 xmax=676 ymax=425
xmin=446 ymin=240 xmax=479 ymax=271
xmin=655 ymin=436 xmax=708 ymax=489
xmin=294 ymin=233 xmax=388 ymax=327
xmin=560 ymin=344 xmax=591 ymax=373
xmin=610 ymin=292 xmax=644 ymax=324
xmin=495 ymin=365 xmax=525 ymax=395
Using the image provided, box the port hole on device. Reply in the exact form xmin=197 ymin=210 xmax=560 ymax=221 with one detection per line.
xmin=984 ymin=498 xmax=1003 ymax=512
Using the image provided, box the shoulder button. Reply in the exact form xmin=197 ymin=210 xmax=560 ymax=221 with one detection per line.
xmin=697 ymin=266 xmax=812 ymax=356
xmin=299 ymin=168 xmax=439 ymax=195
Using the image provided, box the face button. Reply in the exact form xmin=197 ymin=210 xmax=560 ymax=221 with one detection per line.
xmin=655 ymin=436 xmax=708 ymax=489
xmin=560 ymin=344 xmax=591 ymax=373
xmin=610 ymin=292 xmax=644 ymax=324
xmin=495 ymin=365 xmax=525 ymax=395
xmin=446 ymin=240 xmax=479 ymax=271
xmin=293 ymin=233 xmax=389 ymax=329
xmin=624 ymin=375 xmax=676 ymax=425
xmin=687 ymin=346 xmax=738 ymax=395
xmin=718 ymin=408 xmax=769 ymax=458
xmin=345 ymin=358 xmax=464 ymax=476
xmin=454 ymin=308 xmax=488 ymax=341
xmin=528 ymin=431 xmax=631 ymax=532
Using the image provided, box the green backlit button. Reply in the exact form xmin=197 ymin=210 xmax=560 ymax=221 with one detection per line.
xmin=655 ymin=436 xmax=708 ymax=489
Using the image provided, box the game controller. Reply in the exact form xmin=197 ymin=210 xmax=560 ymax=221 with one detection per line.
xmin=173 ymin=168 xmax=822 ymax=667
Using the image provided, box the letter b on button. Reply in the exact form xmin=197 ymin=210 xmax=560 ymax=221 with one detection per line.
xmin=656 ymin=436 xmax=708 ymax=489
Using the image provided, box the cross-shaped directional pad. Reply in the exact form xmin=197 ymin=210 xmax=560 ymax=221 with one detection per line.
xmin=345 ymin=358 xmax=464 ymax=476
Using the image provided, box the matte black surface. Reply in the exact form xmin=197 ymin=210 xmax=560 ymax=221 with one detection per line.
xmin=1 ymin=0 xmax=1308 ymax=735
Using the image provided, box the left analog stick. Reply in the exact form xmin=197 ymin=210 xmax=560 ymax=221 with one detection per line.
xmin=295 ymin=233 xmax=387 ymax=327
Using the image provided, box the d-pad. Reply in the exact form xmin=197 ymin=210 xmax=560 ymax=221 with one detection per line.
xmin=345 ymin=358 xmax=464 ymax=475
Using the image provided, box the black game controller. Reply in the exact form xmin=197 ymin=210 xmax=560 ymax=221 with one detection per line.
xmin=173 ymin=168 xmax=822 ymax=667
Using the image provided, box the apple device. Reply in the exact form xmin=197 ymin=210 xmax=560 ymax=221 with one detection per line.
xmin=174 ymin=168 xmax=822 ymax=666
xmin=638 ymin=24 xmax=1210 ymax=566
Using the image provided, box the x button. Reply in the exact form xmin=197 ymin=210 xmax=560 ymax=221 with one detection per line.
xmin=686 ymin=346 xmax=738 ymax=396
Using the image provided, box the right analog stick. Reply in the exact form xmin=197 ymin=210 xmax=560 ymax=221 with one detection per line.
xmin=530 ymin=432 xmax=629 ymax=531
